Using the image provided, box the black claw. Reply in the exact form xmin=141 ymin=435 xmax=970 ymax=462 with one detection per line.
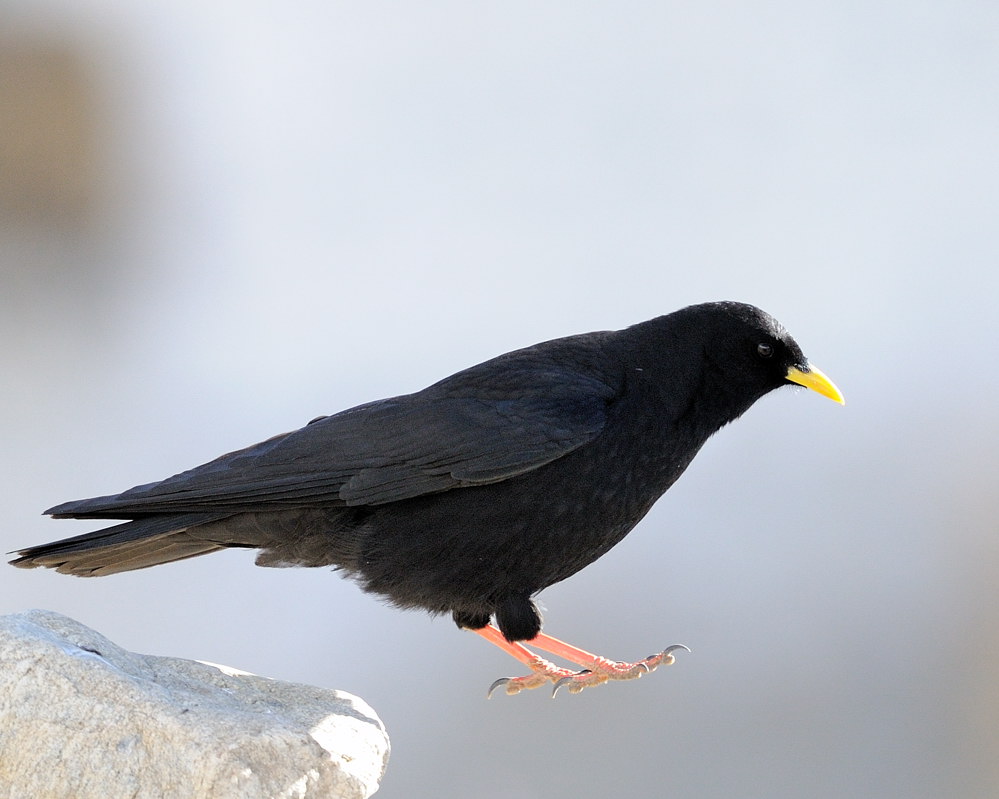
xmin=648 ymin=644 xmax=690 ymax=661
xmin=551 ymin=669 xmax=591 ymax=699
xmin=487 ymin=677 xmax=512 ymax=699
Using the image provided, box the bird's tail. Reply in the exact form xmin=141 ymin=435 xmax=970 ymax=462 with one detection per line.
xmin=9 ymin=513 xmax=233 ymax=576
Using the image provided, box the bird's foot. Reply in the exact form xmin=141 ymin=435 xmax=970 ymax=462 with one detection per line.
xmin=550 ymin=645 xmax=690 ymax=697
xmin=486 ymin=656 xmax=578 ymax=698
xmin=475 ymin=623 xmax=690 ymax=698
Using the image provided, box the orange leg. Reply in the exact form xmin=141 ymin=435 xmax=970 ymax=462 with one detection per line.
xmin=473 ymin=624 xmax=689 ymax=698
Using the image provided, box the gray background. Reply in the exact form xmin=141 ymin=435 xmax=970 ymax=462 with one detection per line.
xmin=3 ymin=2 xmax=997 ymax=797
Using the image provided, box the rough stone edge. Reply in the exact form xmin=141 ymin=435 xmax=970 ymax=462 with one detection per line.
xmin=0 ymin=609 xmax=390 ymax=798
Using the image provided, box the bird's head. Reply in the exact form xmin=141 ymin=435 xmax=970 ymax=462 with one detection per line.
xmin=671 ymin=302 xmax=845 ymax=422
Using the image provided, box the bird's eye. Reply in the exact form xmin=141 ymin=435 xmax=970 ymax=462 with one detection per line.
xmin=756 ymin=343 xmax=774 ymax=358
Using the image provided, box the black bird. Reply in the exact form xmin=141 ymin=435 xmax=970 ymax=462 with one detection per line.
xmin=11 ymin=302 xmax=843 ymax=696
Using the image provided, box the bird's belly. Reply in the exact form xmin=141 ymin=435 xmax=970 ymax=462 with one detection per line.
xmin=351 ymin=444 xmax=685 ymax=615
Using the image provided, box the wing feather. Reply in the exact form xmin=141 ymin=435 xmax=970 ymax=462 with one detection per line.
xmin=48 ymin=350 xmax=619 ymax=517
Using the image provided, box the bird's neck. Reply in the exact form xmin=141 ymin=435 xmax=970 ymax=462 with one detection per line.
xmin=611 ymin=347 xmax=757 ymax=496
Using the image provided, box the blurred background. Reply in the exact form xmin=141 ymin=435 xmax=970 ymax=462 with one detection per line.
xmin=2 ymin=1 xmax=997 ymax=797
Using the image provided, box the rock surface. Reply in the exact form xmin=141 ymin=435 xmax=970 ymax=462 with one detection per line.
xmin=0 ymin=610 xmax=389 ymax=799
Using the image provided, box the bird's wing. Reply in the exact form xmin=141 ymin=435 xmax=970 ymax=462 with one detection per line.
xmin=48 ymin=361 xmax=617 ymax=516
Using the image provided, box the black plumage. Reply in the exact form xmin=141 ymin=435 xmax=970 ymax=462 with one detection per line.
xmin=11 ymin=302 xmax=843 ymax=693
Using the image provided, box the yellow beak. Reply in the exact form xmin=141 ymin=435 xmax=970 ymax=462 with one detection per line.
xmin=785 ymin=364 xmax=845 ymax=405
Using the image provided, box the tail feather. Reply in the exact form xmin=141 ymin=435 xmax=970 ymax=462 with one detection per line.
xmin=12 ymin=507 xmax=349 ymax=576
xmin=9 ymin=513 xmax=230 ymax=576
xmin=44 ymin=537 xmax=226 ymax=576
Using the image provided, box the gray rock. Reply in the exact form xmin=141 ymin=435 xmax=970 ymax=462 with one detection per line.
xmin=0 ymin=610 xmax=389 ymax=799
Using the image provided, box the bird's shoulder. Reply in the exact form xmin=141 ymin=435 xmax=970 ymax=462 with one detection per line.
xmin=424 ymin=330 xmax=625 ymax=403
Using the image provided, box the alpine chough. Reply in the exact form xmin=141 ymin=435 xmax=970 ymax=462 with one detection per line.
xmin=11 ymin=301 xmax=843 ymax=696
